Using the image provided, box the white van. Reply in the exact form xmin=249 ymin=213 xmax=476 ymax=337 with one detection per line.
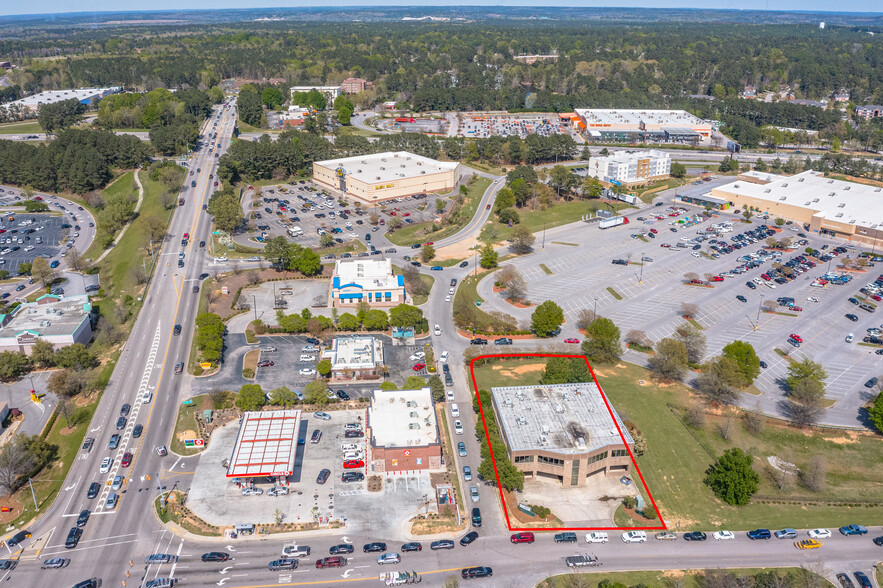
xmin=343 ymin=451 xmax=361 ymax=460
xmin=585 ymin=532 xmax=609 ymax=543
xmin=451 ymin=403 xmax=460 ymax=418
xmin=454 ymin=420 xmax=463 ymax=435
xmin=341 ymin=443 xmax=358 ymax=451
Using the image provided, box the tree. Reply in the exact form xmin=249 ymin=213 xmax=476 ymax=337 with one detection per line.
xmin=336 ymin=312 xmax=360 ymax=331
xmin=549 ymin=165 xmax=578 ymax=196
xmin=236 ymin=384 xmax=265 ymax=412
xmin=680 ymin=302 xmax=700 ymax=318
xmin=0 ymin=439 xmax=29 ymax=497
xmin=435 ymin=198 xmax=446 ymax=214
xmin=494 ymin=188 xmax=515 ymax=212
xmin=421 ymin=244 xmax=436 ymax=262
xmin=38 ymin=98 xmax=85 ymax=134
xmin=704 ymin=448 xmax=760 ymax=506
xmin=742 ymin=208 xmax=754 ymax=222
xmin=54 ymin=343 xmax=98 ymax=370
xmin=674 ymin=324 xmax=706 ymax=365
xmin=389 ymin=304 xmax=423 ymax=328
xmin=541 ymin=357 xmax=591 ymax=385
xmin=293 ymin=248 xmax=322 ymax=276
xmin=624 ymin=330 xmax=651 ymax=348
xmin=581 ymin=317 xmax=622 ymax=365
xmin=530 ymin=300 xmax=564 ymax=337
xmin=29 ymin=339 xmax=55 ymax=368
xmin=786 ymin=358 xmax=827 ymax=390
xmin=304 ymin=381 xmax=329 ymax=406
xmin=869 ymin=392 xmax=883 ymax=434
xmin=695 ymin=357 xmax=741 ymax=404
xmin=404 ymin=375 xmax=426 ymax=390
xmin=207 ymin=191 xmax=244 ymax=233
xmin=670 ymin=162 xmax=687 ymax=178
xmin=269 ymin=386 xmax=297 ymax=408
xmin=721 ymin=340 xmax=761 ymax=386
xmin=0 ymin=351 xmax=29 ymax=382
xmin=479 ymin=243 xmax=498 ymax=269
xmin=774 ymin=217 xmax=786 ymax=226
xmin=509 ymin=225 xmax=535 ymax=254
xmin=497 ymin=208 xmax=520 ymax=225
xmin=317 ymin=359 xmax=332 ymax=377
xmin=30 ymin=256 xmax=55 ymax=286
xmin=319 ymin=233 xmax=334 ymax=247
xmin=647 ymin=338 xmax=688 ymax=381
xmin=427 ymin=375 xmax=445 ymax=402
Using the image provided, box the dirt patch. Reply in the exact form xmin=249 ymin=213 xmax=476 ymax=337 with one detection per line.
xmin=409 ymin=513 xmax=466 ymax=535
xmin=177 ymin=429 xmax=197 ymax=441
xmin=207 ymin=268 xmax=331 ymax=320
xmin=367 ymin=475 xmax=383 ymax=492
xmin=492 ymin=363 xmax=545 ymax=378
xmin=825 ymin=435 xmax=860 ymax=445
xmin=436 ymin=236 xmax=480 ymax=261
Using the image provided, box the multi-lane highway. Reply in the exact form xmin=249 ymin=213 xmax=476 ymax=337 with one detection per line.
xmin=2 ymin=100 xmax=239 ymax=587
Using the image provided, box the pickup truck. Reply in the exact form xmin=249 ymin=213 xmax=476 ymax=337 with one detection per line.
xmin=611 ymin=259 xmax=629 ymax=265
xmin=565 ymin=554 xmax=601 ymax=568
xmin=839 ymin=524 xmax=868 ymax=536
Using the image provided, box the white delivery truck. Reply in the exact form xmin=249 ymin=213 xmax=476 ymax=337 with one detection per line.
xmin=599 ymin=216 xmax=629 ymax=229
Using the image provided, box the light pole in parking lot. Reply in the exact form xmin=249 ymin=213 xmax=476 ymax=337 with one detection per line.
xmin=593 ymin=297 xmax=598 ymax=319
xmin=639 ymin=252 xmax=644 ymax=283
xmin=755 ymin=294 xmax=764 ymax=328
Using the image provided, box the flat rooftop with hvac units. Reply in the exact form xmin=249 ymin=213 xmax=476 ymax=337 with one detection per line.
xmin=323 ymin=336 xmax=384 ymax=381
xmin=313 ymin=151 xmax=460 ymax=204
xmin=226 ymin=410 xmax=301 ymax=483
xmin=574 ymin=109 xmax=712 ymax=144
xmin=368 ymin=387 xmax=442 ymax=474
xmin=492 ymin=383 xmax=633 ymax=487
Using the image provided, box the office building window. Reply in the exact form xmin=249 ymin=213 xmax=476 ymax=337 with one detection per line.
xmin=570 ymin=459 xmax=580 ymax=486
xmin=537 ymin=455 xmax=564 ymax=467
xmin=611 ymin=449 xmax=630 ymax=458
xmin=514 ymin=455 xmax=534 ymax=464
xmin=587 ymin=451 xmax=608 ymax=465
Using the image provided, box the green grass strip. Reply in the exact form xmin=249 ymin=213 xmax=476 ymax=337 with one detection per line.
xmin=550 ymin=241 xmax=579 ymax=247
xmin=539 ymin=264 xmax=553 ymax=275
xmin=606 ymin=286 xmax=623 ymax=300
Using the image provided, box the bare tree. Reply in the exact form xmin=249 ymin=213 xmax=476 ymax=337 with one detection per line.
xmin=246 ymin=271 xmax=262 ymax=285
xmin=684 ymin=272 xmax=699 ymax=283
xmin=160 ymin=191 xmax=177 ymax=210
xmin=680 ymin=302 xmax=699 ymax=319
xmin=703 ymin=273 xmax=714 ymax=284
xmin=130 ymin=265 xmax=147 ymax=285
xmin=742 ymin=403 xmax=764 ymax=434
xmin=716 ymin=415 xmax=735 ymax=441
xmin=762 ymin=300 xmax=778 ymax=312
xmin=800 ymin=456 xmax=827 ymax=492
xmin=575 ymin=309 xmax=596 ymax=330
xmin=67 ymin=247 xmax=85 ymax=271
xmin=683 ymin=405 xmax=705 ymax=428
xmin=625 ymin=329 xmax=650 ymax=347
xmin=0 ymin=440 xmax=29 ymax=497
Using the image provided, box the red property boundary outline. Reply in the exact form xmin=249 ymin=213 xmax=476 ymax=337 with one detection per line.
xmin=468 ymin=352 xmax=667 ymax=532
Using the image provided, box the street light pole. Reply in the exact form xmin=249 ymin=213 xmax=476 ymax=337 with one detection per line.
xmin=593 ymin=297 xmax=598 ymax=319
xmin=639 ymin=252 xmax=644 ymax=284
xmin=542 ymin=223 xmax=546 ymax=251
xmin=252 ymin=295 xmax=258 ymax=323
xmin=756 ymin=294 xmax=764 ymax=328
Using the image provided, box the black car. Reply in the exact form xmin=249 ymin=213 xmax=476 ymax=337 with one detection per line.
xmin=872 ymin=536 xmax=883 ymax=546
xmin=461 ymin=566 xmax=492 ymax=579
xmin=459 ymin=261 xmax=468 ymax=268
xmin=846 ymin=313 xmax=858 ymax=322
xmin=470 ymin=338 xmax=488 ymax=345
xmin=493 ymin=338 xmax=512 ymax=345
xmin=173 ymin=324 xmax=182 ymax=336
xmin=864 ymin=377 xmax=878 ymax=388
xmin=736 ymin=295 xmax=747 ymax=303
xmin=116 ymin=416 xmax=127 ymax=430
xmin=342 ymin=471 xmax=364 ymax=483
xmin=459 ymin=531 xmax=478 ymax=547
xmin=65 ymin=527 xmax=82 ymax=549
xmin=854 ymin=573 xmax=871 ymax=588
xmin=306 ymin=337 xmax=321 ymax=345
xmin=363 ymin=542 xmax=387 ymax=553
xmin=402 ymin=542 xmax=424 ymax=552
xmin=837 ymin=574 xmax=856 ymax=588
xmin=133 ymin=424 xmax=143 ymax=438
xmin=87 ymin=482 xmax=100 ymax=499
xmin=199 ymin=273 xmax=210 ymax=280
xmin=429 ymin=540 xmax=454 ymax=550
xmin=344 ymin=430 xmax=364 ymax=438
xmin=268 ymin=559 xmax=298 ymax=571
xmin=683 ymin=531 xmax=707 ymax=541
xmin=329 ymin=544 xmax=354 ymax=555
xmin=316 ymin=469 xmax=331 ymax=484
xmin=554 ymin=532 xmax=577 ymax=543
xmin=76 ymin=509 xmax=90 ymax=528
xmin=201 ymin=552 xmax=230 ymax=562
xmin=336 ymin=389 xmax=350 ymax=401
xmin=120 ymin=403 xmax=131 ymax=417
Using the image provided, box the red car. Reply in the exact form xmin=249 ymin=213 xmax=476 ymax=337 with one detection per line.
xmin=403 ymin=212 xmax=410 ymax=217
xmin=791 ymin=306 xmax=803 ymax=312
xmin=424 ymin=241 xmax=434 ymax=246
xmin=873 ymin=295 xmax=882 ymax=302
xmin=248 ymin=186 xmax=254 ymax=190
xmin=34 ymin=196 xmax=42 ymax=201
xmin=183 ymin=233 xmax=190 ymax=240
xmin=660 ymin=243 xmax=670 ymax=248
xmin=412 ymin=363 xmax=426 ymax=371
xmin=343 ymin=460 xmax=364 ymax=469
xmin=510 ymin=532 xmax=535 ymax=544
xmin=315 ymin=556 xmax=345 ymax=569
xmin=761 ymin=274 xmax=771 ymax=281
xmin=564 ymin=338 xmax=579 ymax=344
xmin=279 ymin=206 xmax=286 ymax=211
xmin=390 ymin=211 xmax=396 ymax=216
xmin=257 ymin=360 xmax=274 ymax=367
xmin=214 ymin=181 xmax=219 ymax=186
xmin=789 ymin=334 xmax=803 ymax=343
xmin=121 ymin=452 xmax=133 ymax=467
xmin=650 ymin=228 xmax=658 ymax=234
xmin=710 ymin=276 xmax=724 ymax=282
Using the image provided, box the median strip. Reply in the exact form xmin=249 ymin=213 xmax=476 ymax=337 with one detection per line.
xmin=606 ymin=286 xmax=623 ymax=300
xmin=539 ymin=263 xmax=553 ymax=275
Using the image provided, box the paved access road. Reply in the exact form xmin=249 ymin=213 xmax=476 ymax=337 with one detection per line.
xmin=1 ymin=100 xmax=239 ymax=587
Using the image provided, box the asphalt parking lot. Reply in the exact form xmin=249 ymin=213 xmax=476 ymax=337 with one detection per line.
xmin=477 ymin=195 xmax=883 ymax=426
xmin=237 ymin=180 xmax=444 ymax=252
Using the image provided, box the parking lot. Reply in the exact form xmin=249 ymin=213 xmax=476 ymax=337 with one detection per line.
xmin=236 ymin=180 xmax=447 ymax=253
xmin=187 ymin=408 xmax=433 ymax=536
xmin=476 ymin=195 xmax=883 ymax=426
xmin=456 ymin=113 xmax=580 ymax=140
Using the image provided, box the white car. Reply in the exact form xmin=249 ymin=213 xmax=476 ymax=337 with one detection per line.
xmin=808 ymin=528 xmax=831 ymax=539
xmin=454 ymin=420 xmax=463 ymax=435
xmin=99 ymin=457 xmax=112 ymax=473
xmin=691 ymin=252 xmax=701 ymax=258
xmin=434 ymin=325 xmax=441 ymax=336
xmin=585 ymin=532 xmax=609 ymax=543
xmin=621 ymin=531 xmax=647 ymax=543
xmin=446 ymin=389 xmax=454 ymax=401
xmin=298 ymin=368 xmax=316 ymax=376
xmin=214 ymin=256 xmax=228 ymax=262
xmin=241 ymin=487 xmax=263 ymax=496
xmin=409 ymin=351 xmax=425 ymax=361
xmin=470 ymin=485 xmax=479 ymax=503
xmin=445 ymin=295 xmax=451 ymax=302
xmin=807 ymin=296 xmax=820 ymax=303
xmin=440 ymin=351 xmax=449 ymax=363
xmin=764 ymin=282 xmax=776 ymax=289
xmin=753 ymin=277 xmax=763 ymax=284
xmin=712 ymin=531 xmax=735 ymax=541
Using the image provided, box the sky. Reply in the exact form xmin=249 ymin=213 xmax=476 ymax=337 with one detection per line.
xmin=5 ymin=1 xmax=881 ymax=17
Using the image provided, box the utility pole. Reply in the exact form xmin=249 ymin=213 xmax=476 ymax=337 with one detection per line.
xmin=252 ymin=295 xmax=258 ymax=323
xmin=639 ymin=252 xmax=644 ymax=284
xmin=28 ymin=478 xmax=37 ymax=510
xmin=158 ymin=472 xmax=166 ymax=509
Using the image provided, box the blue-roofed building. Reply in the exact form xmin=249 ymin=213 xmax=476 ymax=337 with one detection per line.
xmin=330 ymin=258 xmax=407 ymax=308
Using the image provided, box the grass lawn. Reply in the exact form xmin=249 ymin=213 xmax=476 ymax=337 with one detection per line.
xmin=470 ymin=357 xmax=883 ymax=530
xmin=170 ymin=394 xmax=209 ymax=456
xmin=313 ymin=240 xmax=367 ymax=258
xmin=435 ymin=257 xmax=465 ymax=267
xmin=97 ymin=171 xmax=172 ymax=304
xmin=479 ymin=199 xmax=631 ymax=243
xmin=538 ymin=568 xmax=823 ymax=588
xmin=235 ymin=120 xmax=273 ymax=133
xmin=463 ymin=161 xmax=507 ymax=176
xmin=453 ymin=268 xmax=519 ymax=334
xmin=0 ymin=121 xmax=43 ymax=135
xmin=386 ymin=176 xmax=491 ymax=246
xmin=635 ymin=177 xmax=691 ymax=204
xmin=210 ymin=234 xmax=260 ymax=258
xmin=83 ymin=170 xmax=138 ymax=260
xmin=336 ymin=126 xmax=385 ymax=139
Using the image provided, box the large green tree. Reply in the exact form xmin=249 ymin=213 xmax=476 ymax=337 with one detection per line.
xmin=389 ymin=304 xmax=423 ymax=328
xmin=704 ymin=448 xmax=759 ymax=506
xmin=581 ymin=317 xmax=622 ymax=365
xmin=236 ymin=384 xmax=266 ymax=411
xmin=721 ymin=340 xmax=761 ymax=387
xmin=647 ymin=338 xmax=688 ymax=381
xmin=530 ymin=300 xmax=564 ymax=338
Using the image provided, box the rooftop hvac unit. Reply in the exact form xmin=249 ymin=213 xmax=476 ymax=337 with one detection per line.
xmin=805 ymin=202 xmax=811 ymax=206
xmin=400 ymin=164 xmax=406 ymax=168
xmin=828 ymin=179 xmax=834 ymax=183
xmin=409 ymin=411 xmax=418 ymax=418
xmin=357 ymin=169 xmax=362 ymax=173
xmin=541 ymin=425 xmax=551 ymax=435
xmin=829 ymin=192 xmax=836 ymax=197
xmin=503 ymin=398 xmax=514 ymax=407
xmin=406 ymin=400 xmax=417 ymax=407
xmin=379 ymin=167 xmax=385 ymax=170
xmin=516 ymin=416 xmax=527 ymax=425
xmin=538 ymin=435 xmax=546 ymax=445
xmin=838 ymin=203 xmax=846 ymax=208
xmin=360 ymin=160 xmax=366 ymax=164
xmin=876 ymin=188 xmax=882 ymax=193
xmin=844 ymin=186 xmax=851 ymax=190
xmin=835 ymin=213 xmax=843 ymax=218
xmin=408 ymin=423 xmax=420 ymax=429
xmin=554 ymin=404 xmax=564 ymax=414
xmin=782 ymin=183 xmax=788 ymax=187
xmin=376 ymin=177 xmax=381 ymax=180
xmin=798 ymin=178 xmax=805 ymax=182
xmin=813 ymin=198 xmax=820 ymax=202
xmin=779 ymin=196 xmax=787 ymax=201
xmin=576 ymin=437 xmax=587 ymax=449
xmin=764 ymin=189 xmax=771 ymax=193
xmin=39 ymin=320 xmax=50 ymax=327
